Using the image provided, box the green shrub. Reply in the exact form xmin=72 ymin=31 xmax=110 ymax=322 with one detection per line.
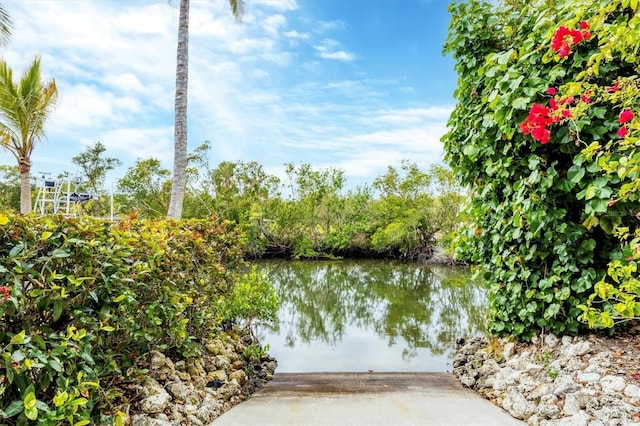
xmin=443 ymin=0 xmax=639 ymax=339
xmin=0 ymin=212 xmax=274 ymax=424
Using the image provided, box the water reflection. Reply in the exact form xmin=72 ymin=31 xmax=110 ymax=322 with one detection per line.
xmin=253 ymin=260 xmax=487 ymax=372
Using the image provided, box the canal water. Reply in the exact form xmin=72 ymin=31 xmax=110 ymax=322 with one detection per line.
xmin=252 ymin=259 xmax=487 ymax=373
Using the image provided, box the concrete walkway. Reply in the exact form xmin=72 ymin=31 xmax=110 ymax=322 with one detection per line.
xmin=212 ymin=372 xmax=524 ymax=425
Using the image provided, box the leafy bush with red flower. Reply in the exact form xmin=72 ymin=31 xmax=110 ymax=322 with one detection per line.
xmin=444 ymin=0 xmax=639 ymax=339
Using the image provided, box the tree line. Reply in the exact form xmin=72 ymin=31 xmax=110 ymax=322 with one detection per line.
xmin=0 ymin=141 xmax=465 ymax=260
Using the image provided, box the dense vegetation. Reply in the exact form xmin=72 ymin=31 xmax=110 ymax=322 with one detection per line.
xmin=10 ymin=143 xmax=464 ymax=261
xmin=0 ymin=213 xmax=277 ymax=424
xmin=444 ymin=0 xmax=639 ymax=339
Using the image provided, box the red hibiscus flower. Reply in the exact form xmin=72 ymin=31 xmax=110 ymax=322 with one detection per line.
xmin=618 ymin=109 xmax=634 ymax=124
xmin=617 ymin=127 xmax=628 ymax=138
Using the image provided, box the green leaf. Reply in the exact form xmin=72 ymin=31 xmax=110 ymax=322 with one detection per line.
xmin=9 ymin=243 xmax=24 ymax=257
xmin=600 ymin=215 xmax=622 ymax=234
xmin=79 ymin=352 xmax=95 ymax=365
xmin=584 ymin=186 xmax=597 ymax=200
xmin=512 ymin=97 xmax=529 ymax=110
xmin=592 ymin=177 xmax=609 ymax=188
xmin=70 ymin=397 xmax=88 ymax=406
xmin=23 ymin=391 xmax=36 ymax=410
xmin=53 ymin=300 xmax=64 ymax=322
xmin=11 ymin=350 xmax=25 ymax=363
xmin=48 ymin=359 xmax=63 ymax=373
xmin=556 ymin=287 xmax=570 ymax=301
xmin=24 ymin=406 xmax=38 ymax=421
xmin=50 ymin=249 xmax=70 ymax=258
xmin=512 ymin=212 xmax=522 ymax=228
xmin=544 ymin=303 xmax=560 ymax=319
xmin=9 ymin=331 xmax=28 ymax=345
xmin=4 ymin=400 xmax=23 ymax=417
xmin=567 ymin=165 xmax=585 ymax=183
xmin=53 ymin=391 xmax=68 ymax=407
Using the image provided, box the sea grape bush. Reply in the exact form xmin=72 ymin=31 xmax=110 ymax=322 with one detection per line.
xmin=443 ymin=0 xmax=639 ymax=339
xmin=0 ymin=213 xmax=275 ymax=424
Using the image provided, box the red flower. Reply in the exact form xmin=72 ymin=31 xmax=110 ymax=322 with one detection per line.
xmin=532 ymin=127 xmax=551 ymax=144
xmin=605 ymin=81 xmax=619 ymax=93
xmin=561 ymin=109 xmax=572 ymax=118
xmin=618 ymin=109 xmax=634 ymax=124
xmin=571 ymin=31 xmax=583 ymax=44
xmin=552 ymin=23 xmax=591 ymax=58
xmin=617 ymin=127 xmax=628 ymax=138
xmin=0 ymin=286 xmax=9 ymax=300
xmin=546 ymin=87 xmax=557 ymax=95
xmin=559 ymin=96 xmax=575 ymax=105
xmin=521 ymin=101 xmax=561 ymax=144
xmin=580 ymin=95 xmax=592 ymax=104
xmin=530 ymin=103 xmax=549 ymax=116
xmin=557 ymin=45 xmax=571 ymax=58
xmin=552 ymin=26 xmax=571 ymax=51
xmin=548 ymin=98 xmax=558 ymax=110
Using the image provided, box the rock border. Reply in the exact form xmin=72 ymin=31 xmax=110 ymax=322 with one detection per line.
xmin=122 ymin=332 xmax=276 ymax=426
xmin=453 ymin=335 xmax=640 ymax=425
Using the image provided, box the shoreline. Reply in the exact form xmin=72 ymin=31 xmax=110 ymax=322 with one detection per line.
xmin=453 ymin=334 xmax=640 ymax=425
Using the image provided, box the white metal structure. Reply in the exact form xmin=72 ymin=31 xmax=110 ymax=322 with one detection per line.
xmin=33 ymin=173 xmax=93 ymax=216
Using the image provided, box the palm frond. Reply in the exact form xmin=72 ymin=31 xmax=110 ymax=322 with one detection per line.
xmin=229 ymin=0 xmax=245 ymax=21
xmin=0 ymin=4 xmax=12 ymax=47
xmin=0 ymin=56 xmax=57 ymax=161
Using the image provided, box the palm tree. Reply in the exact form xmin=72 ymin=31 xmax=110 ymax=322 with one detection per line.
xmin=167 ymin=0 xmax=245 ymax=219
xmin=0 ymin=57 xmax=58 ymax=213
xmin=0 ymin=4 xmax=12 ymax=47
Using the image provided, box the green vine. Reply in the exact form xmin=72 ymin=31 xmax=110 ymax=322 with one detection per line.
xmin=443 ymin=0 xmax=639 ymax=339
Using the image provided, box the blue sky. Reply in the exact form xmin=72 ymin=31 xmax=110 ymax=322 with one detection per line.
xmin=1 ymin=0 xmax=456 ymax=189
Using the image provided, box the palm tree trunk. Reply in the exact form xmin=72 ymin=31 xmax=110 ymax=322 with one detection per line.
xmin=167 ymin=0 xmax=189 ymax=219
xmin=18 ymin=157 xmax=31 ymax=214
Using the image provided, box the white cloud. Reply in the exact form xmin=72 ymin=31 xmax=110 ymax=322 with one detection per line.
xmin=263 ymin=14 xmax=287 ymax=36
xmin=251 ymin=0 xmax=299 ymax=12
xmin=99 ymin=127 xmax=174 ymax=164
xmin=314 ymin=20 xmax=346 ymax=34
xmin=319 ymin=50 xmax=353 ymax=61
xmin=284 ymin=30 xmax=310 ymax=40
xmin=314 ymin=39 xmax=354 ymax=62
xmin=373 ymin=107 xmax=454 ymax=124
xmin=51 ymin=84 xmax=117 ymax=129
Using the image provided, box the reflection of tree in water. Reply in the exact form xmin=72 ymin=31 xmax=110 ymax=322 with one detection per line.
xmin=256 ymin=260 xmax=486 ymax=360
xmin=366 ymin=263 xmax=487 ymax=359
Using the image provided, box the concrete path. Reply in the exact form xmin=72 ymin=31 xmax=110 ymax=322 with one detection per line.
xmin=212 ymin=372 xmax=524 ymax=425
